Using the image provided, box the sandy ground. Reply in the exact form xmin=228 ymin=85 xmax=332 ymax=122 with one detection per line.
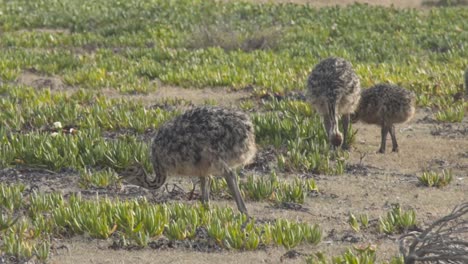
xmin=108 ymin=85 xmax=250 ymax=108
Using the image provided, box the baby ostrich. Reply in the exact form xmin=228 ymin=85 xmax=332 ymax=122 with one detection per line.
xmin=352 ymin=83 xmax=416 ymax=153
xmin=307 ymin=57 xmax=361 ymax=149
xmin=125 ymin=106 xmax=256 ymax=214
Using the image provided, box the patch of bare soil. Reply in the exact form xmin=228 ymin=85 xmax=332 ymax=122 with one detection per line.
xmin=51 ymin=240 xmax=292 ymax=264
xmin=15 ymin=69 xmax=250 ymax=109
xmin=350 ymin=109 xmax=468 ymax=174
xmin=430 ymin=123 xmax=468 ymax=139
xmin=17 ymin=28 xmax=70 ymax=34
xmin=101 ymin=85 xmax=251 ymax=108
xmin=17 ymin=69 xmax=64 ymax=90
xmin=2 ymin=106 xmax=466 ymax=263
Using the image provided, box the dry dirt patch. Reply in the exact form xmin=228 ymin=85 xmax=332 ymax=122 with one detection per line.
xmin=350 ymin=109 xmax=468 ymax=175
xmin=52 ymin=241 xmax=293 ymax=264
xmin=17 ymin=69 xmax=64 ymax=90
xmin=100 ymin=85 xmax=251 ymax=107
xmin=15 ymin=69 xmax=250 ymax=107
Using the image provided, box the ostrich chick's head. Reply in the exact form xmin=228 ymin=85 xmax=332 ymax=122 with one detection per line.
xmin=330 ymin=133 xmax=343 ymax=147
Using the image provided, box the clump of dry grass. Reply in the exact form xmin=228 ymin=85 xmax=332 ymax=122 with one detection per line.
xmin=188 ymin=23 xmax=283 ymax=52
xmin=398 ymin=202 xmax=468 ymax=264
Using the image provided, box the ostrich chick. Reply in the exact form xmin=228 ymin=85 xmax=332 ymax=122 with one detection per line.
xmin=353 ymin=83 xmax=416 ymax=153
xmin=125 ymin=106 xmax=256 ymax=214
xmin=307 ymin=57 xmax=361 ymax=149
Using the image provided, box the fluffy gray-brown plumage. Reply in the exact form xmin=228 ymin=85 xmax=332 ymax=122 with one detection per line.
xmin=125 ymin=106 xmax=256 ymax=214
xmin=352 ymin=83 xmax=416 ymax=153
xmin=307 ymin=57 xmax=361 ymax=149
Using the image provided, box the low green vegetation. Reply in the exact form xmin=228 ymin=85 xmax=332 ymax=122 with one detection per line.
xmin=211 ymin=171 xmax=318 ymax=204
xmin=307 ymin=246 xmax=404 ymax=264
xmin=0 ymin=0 xmax=465 ymax=101
xmin=0 ymin=85 xmax=179 ymax=133
xmin=418 ymin=169 xmax=453 ymax=187
xmin=0 ymin=127 xmax=152 ymax=172
xmin=0 ymin=184 xmax=25 ymax=212
xmin=0 ymin=86 xmax=348 ymax=174
xmin=0 ymin=183 xmax=321 ymax=261
xmin=1 ymin=0 xmax=465 ymax=174
xmin=255 ymin=99 xmax=349 ymax=174
xmin=379 ymin=205 xmax=417 ymax=234
xmin=435 ymin=104 xmax=465 ymax=123
xmin=348 ymin=212 xmax=369 ymax=232
xmin=79 ymin=168 xmax=122 ymax=189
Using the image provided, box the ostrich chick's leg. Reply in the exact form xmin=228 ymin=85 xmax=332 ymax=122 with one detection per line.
xmin=323 ymin=116 xmax=332 ymax=141
xmin=389 ymin=125 xmax=399 ymax=152
xmin=379 ymin=124 xmax=389 ymax=154
xmin=341 ymin=114 xmax=350 ymax=150
xmin=199 ymin=176 xmax=211 ymax=205
xmin=221 ymin=163 xmax=248 ymax=215
xmin=323 ymin=115 xmax=338 ymax=149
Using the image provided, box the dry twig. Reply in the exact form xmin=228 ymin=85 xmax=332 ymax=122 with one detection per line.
xmin=399 ymin=202 xmax=468 ymax=263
